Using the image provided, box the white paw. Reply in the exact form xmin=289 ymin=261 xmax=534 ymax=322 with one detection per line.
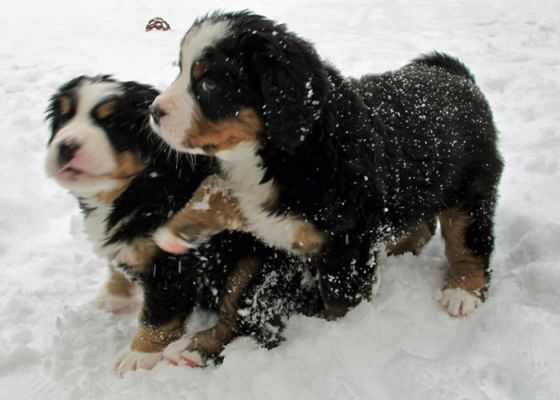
xmin=439 ymin=288 xmax=482 ymax=317
xmin=114 ymin=345 xmax=163 ymax=377
xmin=153 ymin=227 xmax=193 ymax=255
xmin=95 ymin=287 xmax=141 ymax=314
xmin=162 ymin=337 xmax=191 ymax=365
xmin=163 ymin=337 xmax=205 ymax=367
xmin=181 ymin=350 xmax=205 ymax=367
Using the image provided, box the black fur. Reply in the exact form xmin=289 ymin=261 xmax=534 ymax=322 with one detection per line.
xmin=186 ymin=12 xmax=504 ymax=307
xmin=46 ymin=76 xmax=321 ymax=351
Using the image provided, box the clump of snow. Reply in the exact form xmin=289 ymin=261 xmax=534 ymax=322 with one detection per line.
xmin=1 ymin=0 xmax=560 ymax=399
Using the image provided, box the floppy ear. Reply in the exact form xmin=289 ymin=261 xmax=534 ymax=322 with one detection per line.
xmin=117 ymin=81 xmax=161 ymax=159
xmin=248 ymin=31 xmax=330 ymax=153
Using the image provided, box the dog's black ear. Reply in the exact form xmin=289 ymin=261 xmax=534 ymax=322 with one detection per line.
xmin=245 ymin=29 xmax=330 ymax=153
xmin=119 ymin=81 xmax=161 ymax=157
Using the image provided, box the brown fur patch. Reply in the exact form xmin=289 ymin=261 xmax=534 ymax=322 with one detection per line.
xmin=59 ymin=96 xmax=72 ymax=114
xmin=387 ymin=220 xmax=436 ymax=256
xmin=186 ymin=256 xmax=262 ymax=358
xmin=94 ymin=100 xmax=117 ymax=120
xmin=110 ymin=151 xmax=146 ymax=179
xmin=107 ymin=237 xmax=158 ymax=274
xmin=183 ymin=107 xmax=263 ymax=153
xmin=291 ymin=218 xmax=326 ymax=255
xmin=191 ymin=59 xmax=209 ymax=80
xmin=131 ymin=319 xmax=184 ymax=353
xmin=166 ymin=175 xmax=246 ymax=242
xmin=96 ymin=151 xmax=146 ymax=204
xmin=105 ymin=268 xmax=135 ymax=297
xmin=322 ymin=304 xmax=352 ymax=320
xmin=439 ymin=210 xmax=487 ymax=296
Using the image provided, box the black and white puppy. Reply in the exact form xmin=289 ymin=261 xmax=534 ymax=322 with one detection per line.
xmin=150 ymin=11 xmax=503 ymax=318
xmin=45 ymin=76 xmax=321 ymax=375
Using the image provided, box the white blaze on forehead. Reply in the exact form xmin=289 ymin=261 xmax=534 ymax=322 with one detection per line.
xmin=75 ymin=80 xmax=123 ymax=117
xmin=180 ymin=19 xmax=231 ymax=74
xmin=153 ymin=19 xmax=231 ymax=151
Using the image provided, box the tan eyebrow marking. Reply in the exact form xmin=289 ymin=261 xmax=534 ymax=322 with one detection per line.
xmin=191 ymin=59 xmax=209 ymax=80
xmin=95 ymin=100 xmax=117 ymax=120
xmin=59 ymin=96 xmax=72 ymax=114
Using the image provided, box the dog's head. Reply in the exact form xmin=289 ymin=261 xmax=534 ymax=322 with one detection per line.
xmin=149 ymin=11 xmax=330 ymax=158
xmin=46 ymin=76 xmax=159 ymax=196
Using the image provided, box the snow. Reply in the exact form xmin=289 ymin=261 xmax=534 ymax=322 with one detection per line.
xmin=1 ymin=0 xmax=560 ymax=399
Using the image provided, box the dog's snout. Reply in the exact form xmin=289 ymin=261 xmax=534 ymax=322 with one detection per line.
xmin=58 ymin=140 xmax=81 ymax=164
xmin=149 ymin=103 xmax=167 ymax=125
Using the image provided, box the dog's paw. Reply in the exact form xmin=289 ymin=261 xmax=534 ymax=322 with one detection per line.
xmin=163 ymin=337 xmax=206 ymax=367
xmin=114 ymin=345 xmax=163 ymax=376
xmin=153 ymin=227 xmax=193 ymax=255
xmin=162 ymin=337 xmax=190 ymax=365
xmin=95 ymin=288 xmax=140 ymax=314
xmin=439 ymin=288 xmax=482 ymax=317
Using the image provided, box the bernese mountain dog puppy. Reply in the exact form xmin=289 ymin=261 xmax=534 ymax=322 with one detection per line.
xmin=149 ymin=11 xmax=503 ymax=318
xmin=45 ymin=75 xmax=322 ymax=375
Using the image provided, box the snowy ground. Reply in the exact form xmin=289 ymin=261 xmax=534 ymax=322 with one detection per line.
xmin=1 ymin=0 xmax=559 ymax=399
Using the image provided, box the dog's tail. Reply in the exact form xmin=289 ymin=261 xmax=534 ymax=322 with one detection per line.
xmin=412 ymin=51 xmax=476 ymax=83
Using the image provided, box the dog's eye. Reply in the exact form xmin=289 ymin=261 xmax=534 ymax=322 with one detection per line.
xmin=200 ymin=79 xmax=217 ymax=93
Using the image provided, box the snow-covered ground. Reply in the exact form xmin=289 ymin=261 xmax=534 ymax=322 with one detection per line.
xmin=1 ymin=0 xmax=559 ymax=399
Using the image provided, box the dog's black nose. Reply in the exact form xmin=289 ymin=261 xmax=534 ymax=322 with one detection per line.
xmin=58 ymin=140 xmax=80 ymax=164
xmin=149 ymin=103 xmax=167 ymax=125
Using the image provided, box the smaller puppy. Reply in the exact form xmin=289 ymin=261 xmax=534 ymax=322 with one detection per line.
xmin=45 ymin=76 xmax=321 ymax=375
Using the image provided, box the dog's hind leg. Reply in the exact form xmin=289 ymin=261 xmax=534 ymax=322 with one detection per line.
xmin=387 ymin=218 xmax=437 ymax=256
xmin=438 ymin=202 xmax=495 ymax=317
xmin=318 ymin=235 xmax=377 ymax=320
xmin=163 ymin=256 xmax=262 ymax=367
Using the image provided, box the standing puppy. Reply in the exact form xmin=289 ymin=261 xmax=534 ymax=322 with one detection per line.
xmin=150 ymin=11 xmax=503 ymax=318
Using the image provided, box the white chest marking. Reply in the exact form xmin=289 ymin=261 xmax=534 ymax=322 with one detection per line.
xmin=80 ymin=197 xmax=131 ymax=266
xmin=217 ymin=144 xmax=301 ymax=253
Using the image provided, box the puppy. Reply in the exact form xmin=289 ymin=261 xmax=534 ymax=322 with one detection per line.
xmin=149 ymin=11 xmax=503 ymax=318
xmin=45 ymin=75 xmax=322 ymax=374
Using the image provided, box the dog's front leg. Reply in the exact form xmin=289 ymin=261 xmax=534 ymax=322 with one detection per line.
xmin=154 ymin=175 xmax=247 ymax=254
xmin=113 ymin=262 xmax=194 ymax=376
xmin=317 ymin=233 xmax=378 ymax=320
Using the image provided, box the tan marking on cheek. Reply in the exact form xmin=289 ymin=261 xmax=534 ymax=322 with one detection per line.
xmin=131 ymin=319 xmax=184 ymax=353
xmin=95 ymin=100 xmax=117 ymax=120
xmin=105 ymin=268 xmax=135 ymax=297
xmin=96 ymin=152 xmax=147 ymax=204
xmin=186 ymin=256 xmax=261 ymax=358
xmin=184 ymin=107 xmax=263 ymax=153
xmin=111 ymin=151 xmax=146 ymax=178
xmin=96 ymin=182 xmax=128 ymax=204
xmin=59 ymin=96 xmax=72 ymax=114
xmin=166 ymin=175 xmax=248 ymax=242
xmin=439 ymin=209 xmax=487 ymax=296
xmin=191 ymin=59 xmax=209 ymax=80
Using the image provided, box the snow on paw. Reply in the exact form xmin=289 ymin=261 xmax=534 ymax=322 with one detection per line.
xmin=153 ymin=227 xmax=193 ymax=255
xmin=114 ymin=345 xmax=163 ymax=377
xmin=440 ymin=288 xmax=482 ymax=317
xmin=95 ymin=288 xmax=140 ymax=314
